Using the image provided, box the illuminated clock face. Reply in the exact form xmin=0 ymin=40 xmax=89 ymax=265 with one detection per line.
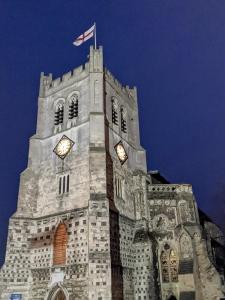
xmin=115 ymin=141 xmax=128 ymax=164
xmin=53 ymin=135 xmax=74 ymax=159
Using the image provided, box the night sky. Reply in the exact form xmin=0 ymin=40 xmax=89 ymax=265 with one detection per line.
xmin=0 ymin=0 xmax=225 ymax=263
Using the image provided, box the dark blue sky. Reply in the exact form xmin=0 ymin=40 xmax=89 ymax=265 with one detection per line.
xmin=0 ymin=0 xmax=225 ymax=262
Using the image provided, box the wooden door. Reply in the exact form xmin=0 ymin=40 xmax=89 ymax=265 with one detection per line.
xmin=55 ymin=290 xmax=66 ymax=300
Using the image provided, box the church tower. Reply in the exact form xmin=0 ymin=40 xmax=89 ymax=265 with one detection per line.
xmin=0 ymin=46 xmax=224 ymax=300
xmin=0 ymin=46 xmax=146 ymax=299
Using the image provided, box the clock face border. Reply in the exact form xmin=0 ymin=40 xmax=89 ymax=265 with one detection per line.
xmin=114 ymin=141 xmax=128 ymax=165
xmin=53 ymin=135 xmax=75 ymax=160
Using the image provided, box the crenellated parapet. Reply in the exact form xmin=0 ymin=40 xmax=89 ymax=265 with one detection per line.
xmin=104 ymin=68 xmax=137 ymax=102
xmin=39 ymin=63 xmax=89 ymax=97
xmin=39 ymin=46 xmax=104 ymax=98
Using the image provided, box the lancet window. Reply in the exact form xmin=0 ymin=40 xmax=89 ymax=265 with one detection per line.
xmin=59 ymin=175 xmax=70 ymax=195
xmin=69 ymin=94 xmax=78 ymax=119
xmin=53 ymin=223 xmax=68 ymax=266
xmin=161 ymin=250 xmax=170 ymax=282
xmin=54 ymin=103 xmax=64 ymax=125
xmin=170 ymin=250 xmax=178 ymax=282
xmin=180 ymin=233 xmax=193 ymax=259
xmin=160 ymin=248 xmax=178 ymax=283
xmin=115 ymin=177 xmax=123 ymax=198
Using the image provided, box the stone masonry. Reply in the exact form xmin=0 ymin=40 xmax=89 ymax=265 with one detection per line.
xmin=0 ymin=46 xmax=224 ymax=300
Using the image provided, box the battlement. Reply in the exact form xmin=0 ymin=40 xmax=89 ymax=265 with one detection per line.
xmin=105 ymin=68 xmax=137 ymax=100
xmin=38 ymin=46 xmax=136 ymax=101
xmin=39 ymin=62 xmax=89 ymax=96
xmin=50 ymin=63 xmax=88 ymax=88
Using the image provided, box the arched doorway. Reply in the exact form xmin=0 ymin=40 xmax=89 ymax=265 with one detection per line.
xmin=46 ymin=287 xmax=68 ymax=300
xmin=54 ymin=290 xmax=66 ymax=300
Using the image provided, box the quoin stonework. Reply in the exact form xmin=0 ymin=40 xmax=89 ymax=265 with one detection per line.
xmin=0 ymin=47 xmax=225 ymax=300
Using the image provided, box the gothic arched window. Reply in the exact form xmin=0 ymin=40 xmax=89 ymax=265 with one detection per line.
xmin=54 ymin=103 xmax=64 ymax=125
xmin=180 ymin=233 xmax=193 ymax=259
xmin=112 ymin=98 xmax=118 ymax=125
xmin=121 ymin=107 xmax=127 ymax=133
xmin=160 ymin=248 xmax=178 ymax=283
xmin=69 ymin=94 xmax=78 ymax=119
xmin=53 ymin=223 xmax=68 ymax=266
xmin=161 ymin=250 xmax=170 ymax=282
xmin=169 ymin=250 xmax=178 ymax=282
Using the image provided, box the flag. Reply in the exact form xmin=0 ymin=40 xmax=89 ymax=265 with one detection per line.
xmin=73 ymin=24 xmax=95 ymax=46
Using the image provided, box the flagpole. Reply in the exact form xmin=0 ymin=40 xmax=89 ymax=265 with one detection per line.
xmin=94 ymin=22 xmax=97 ymax=49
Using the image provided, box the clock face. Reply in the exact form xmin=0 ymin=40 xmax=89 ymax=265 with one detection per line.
xmin=115 ymin=141 xmax=128 ymax=164
xmin=53 ymin=135 xmax=74 ymax=159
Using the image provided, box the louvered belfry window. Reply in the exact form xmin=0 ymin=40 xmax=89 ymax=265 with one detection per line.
xmin=53 ymin=223 xmax=68 ymax=265
xmin=69 ymin=95 xmax=78 ymax=119
xmin=54 ymin=104 xmax=64 ymax=125
xmin=121 ymin=107 xmax=127 ymax=133
xmin=112 ymin=99 xmax=118 ymax=125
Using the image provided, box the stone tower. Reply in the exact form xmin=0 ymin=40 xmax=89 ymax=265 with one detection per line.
xmin=0 ymin=46 xmax=224 ymax=300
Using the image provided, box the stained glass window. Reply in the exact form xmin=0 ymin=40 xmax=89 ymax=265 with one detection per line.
xmin=160 ymin=248 xmax=178 ymax=283
xmin=170 ymin=250 xmax=178 ymax=282
xmin=161 ymin=251 xmax=170 ymax=282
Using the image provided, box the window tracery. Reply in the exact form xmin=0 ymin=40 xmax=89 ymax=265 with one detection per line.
xmin=160 ymin=247 xmax=178 ymax=283
xmin=180 ymin=233 xmax=193 ymax=259
xmin=170 ymin=250 xmax=178 ymax=282
xmin=161 ymin=250 xmax=170 ymax=282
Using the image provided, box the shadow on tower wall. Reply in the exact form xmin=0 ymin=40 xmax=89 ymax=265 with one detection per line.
xmin=104 ymin=80 xmax=124 ymax=299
